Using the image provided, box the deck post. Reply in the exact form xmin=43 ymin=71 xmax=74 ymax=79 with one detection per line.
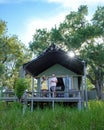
xmin=78 ymin=91 xmax=81 ymax=110
xmin=83 ymin=61 xmax=88 ymax=108
xmin=23 ymin=91 xmax=27 ymax=115
xmin=81 ymin=76 xmax=84 ymax=108
xmin=64 ymin=76 xmax=69 ymax=97
xmin=52 ymin=92 xmax=54 ymax=111
xmin=47 ymin=79 xmax=51 ymax=97
xmin=78 ymin=100 xmax=81 ymax=110
xmin=37 ymin=78 xmax=41 ymax=97
xmin=31 ymin=77 xmax=34 ymax=112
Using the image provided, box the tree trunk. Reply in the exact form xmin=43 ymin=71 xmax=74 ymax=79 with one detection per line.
xmin=95 ymin=80 xmax=102 ymax=100
xmin=88 ymin=66 xmax=104 ymax=100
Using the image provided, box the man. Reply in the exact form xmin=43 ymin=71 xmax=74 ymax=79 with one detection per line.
xmin=50 ymin=74 xmax=58 ymax=97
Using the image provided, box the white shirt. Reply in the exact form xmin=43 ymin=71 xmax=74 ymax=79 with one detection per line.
xmin=50 ymin=77 xmax=57 ymax=87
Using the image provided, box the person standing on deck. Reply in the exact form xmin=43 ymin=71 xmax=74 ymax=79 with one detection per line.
xmin=41 ymin=75 xmax=48 ymax=97
xmin=50 ymin=74 xmax=58 ymax=97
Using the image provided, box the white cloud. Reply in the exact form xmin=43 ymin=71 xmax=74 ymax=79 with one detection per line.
xmin=47 ymin=0 xmax=104 ymax=6
xmin=46 ymin=0 xmax=104 ymax=12
xmin=1 ymin=0 xmax=104 ymax=6
xmin=21 ymin=12 xmax=67 ymax=45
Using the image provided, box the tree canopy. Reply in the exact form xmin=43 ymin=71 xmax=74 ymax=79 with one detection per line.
xmin=0 ymin=20 xmax=32 ymax=88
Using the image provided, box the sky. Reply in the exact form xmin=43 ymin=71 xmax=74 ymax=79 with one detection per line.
xmin=0 ymin=0 xmax=104 ymax=46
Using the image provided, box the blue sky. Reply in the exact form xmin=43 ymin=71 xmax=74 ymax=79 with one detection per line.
xmin=0 ymin=0 xmax=104 ymax=46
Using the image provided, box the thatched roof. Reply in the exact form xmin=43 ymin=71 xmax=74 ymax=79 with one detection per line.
xmin=23 ymin=44 xmax=84 ymax=77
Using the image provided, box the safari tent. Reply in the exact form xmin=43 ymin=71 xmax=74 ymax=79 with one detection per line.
xmin=23 ymin=44 xmax=86 ymax=110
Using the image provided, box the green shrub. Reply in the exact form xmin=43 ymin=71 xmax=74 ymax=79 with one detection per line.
xmin=15 ymin=78 xmax=29 ymax=99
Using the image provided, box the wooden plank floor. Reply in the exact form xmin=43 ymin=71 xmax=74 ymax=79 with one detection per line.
xmin=0 ymin=96 xmax=83 ymax=103
xmin=25 ymin=97 xmax=82 ymax=102
xmin=0 ymin=97 xmax=18 ymax=101
xmin=0 ymin=96 xmax=84 ymax=110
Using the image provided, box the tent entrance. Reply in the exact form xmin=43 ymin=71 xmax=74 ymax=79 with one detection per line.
xmin=56 ymin=77 xmax=65 ymax=97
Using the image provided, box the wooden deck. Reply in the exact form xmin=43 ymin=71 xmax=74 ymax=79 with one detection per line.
xmin=0 ymin=90 xmax=84 ymax=111
xmin=25 ymin=97 xmax=82 ymax=102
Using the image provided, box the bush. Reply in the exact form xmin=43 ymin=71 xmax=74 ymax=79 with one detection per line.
xmin=15 ymin=78 xmax=29 ymax=99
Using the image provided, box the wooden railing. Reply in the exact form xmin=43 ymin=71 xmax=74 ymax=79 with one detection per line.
xmin=0 ymin=90 xmax=84 ymax=110
xmin=0 ymin=90 xmax=83 ymax=99
xmin=0 ymin=91 xmax=18 ymax=101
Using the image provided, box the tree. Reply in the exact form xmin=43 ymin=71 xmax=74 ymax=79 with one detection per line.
xmin=0 ymin=20 xmax=32 ymax=88
xmin=80 ymin=43 xmax=104 ymax=99
xmin=59 ymin=5 xmax=88 ymax=49
xmin=29 ymin=29 xmax=50 ymax=56
xmin=0 ymin=20 xmax=7 ymax=35
xmin=92 ymin=6 xmax=104 ymax=34
xmin=60 ymin=5 xmax=104 ymax=99
xmin=29 ymin=26 xmax=65 ymax=56
xmin=79 ymin=6 xmax=104 ymax=99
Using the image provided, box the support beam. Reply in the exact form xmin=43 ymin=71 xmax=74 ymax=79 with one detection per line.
xmin=83 ymin=61 xmax=88 ymax=108
xmin=31 ymin=77 xmax=34 ymax=112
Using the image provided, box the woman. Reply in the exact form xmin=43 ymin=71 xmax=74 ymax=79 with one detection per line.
xmin=41 ymin=75 xmax=48 ymax=97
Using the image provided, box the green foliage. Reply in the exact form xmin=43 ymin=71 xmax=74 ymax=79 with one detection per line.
xmin=0 ymin=63 xmax=5 ymax=76
xmin=59 ymin=5 xmax=89 ymax=49
xmin=0 ymin=20 xmax=7 ymax=35
xmin=0 ymin=101 xmax=104 ymax=130
xmin=15 ymin=78 xmax=29 ymax=99
xmin=50 ymin=26 xmax=63 ymax=43
xmin=0 ymin=19 xmax=32 ymax=88
xmin=80 ymin=42 xmax=104 ymax=99
xmin=81 ymin=43 xmax=104 ymax=66
xmin=87 ymin=78 xmax=95 ymax=90
xmin=92 ymin=6 xmax=104 ymax=31
xmin=29 ymin=29 xmax=50 ymax=55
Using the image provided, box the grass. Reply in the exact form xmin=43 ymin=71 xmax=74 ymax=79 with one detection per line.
xmin=0 ymin=100 xmax=104 ymax=130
